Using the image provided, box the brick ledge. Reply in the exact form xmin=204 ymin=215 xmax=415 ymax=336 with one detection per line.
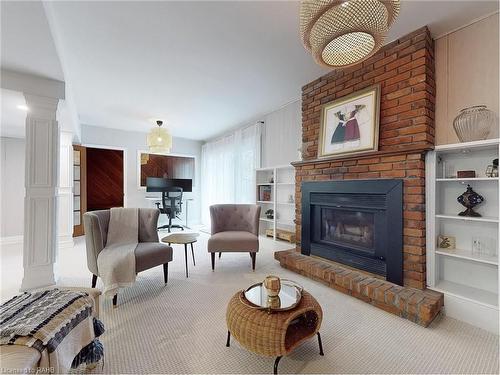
xmin=274 ymin=249 xmax=443 ymax=327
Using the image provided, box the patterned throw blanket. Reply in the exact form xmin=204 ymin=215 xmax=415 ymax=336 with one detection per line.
xmin=1 ymin=289 xmax=104 ymax=373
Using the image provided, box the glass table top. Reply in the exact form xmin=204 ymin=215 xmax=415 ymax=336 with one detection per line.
xmin=242 ymin=280 xmax=302 ymax=312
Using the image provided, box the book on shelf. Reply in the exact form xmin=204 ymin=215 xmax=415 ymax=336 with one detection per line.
xmin=259 ymin=185 xmax=272 ymax=201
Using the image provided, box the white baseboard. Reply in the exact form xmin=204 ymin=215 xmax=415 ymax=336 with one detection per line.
xmin=0 ymin=235 xmax=23 ymax=246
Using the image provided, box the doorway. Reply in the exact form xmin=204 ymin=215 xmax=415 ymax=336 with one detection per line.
xmin=86 ymin=147 xmax=124 ymax=210
xmin=72 ymin=145 xmax=125 ymax=237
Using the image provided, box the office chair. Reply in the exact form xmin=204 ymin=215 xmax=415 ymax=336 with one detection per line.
xmin=156 ymin=187 xmax=185 ymax=232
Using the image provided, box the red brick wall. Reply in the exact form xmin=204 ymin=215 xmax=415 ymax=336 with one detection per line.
xmin=295 ymin=27 xmax=435 ymax=289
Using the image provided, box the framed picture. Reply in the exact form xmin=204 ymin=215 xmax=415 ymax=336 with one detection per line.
xmin=318 ymin=85 xmax=381 ymax=158
xmin=438 ymin=235 xmax=456 ymax=250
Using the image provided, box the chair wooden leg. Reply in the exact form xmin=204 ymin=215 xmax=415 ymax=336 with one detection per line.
xmin=91 ymin=274 xmax=97 ymax=288
xmin=250 ymin=252 xmax=256 ymax=271
xmin=219 ymin=252 xmax=222 ymax=259
xmin=163 ymin=263 xmax=168 ymax=284
xmin=211 ymin=252 xmax=215 ymax=271
xmin=112 ymin=294 xmax=118 ymax=307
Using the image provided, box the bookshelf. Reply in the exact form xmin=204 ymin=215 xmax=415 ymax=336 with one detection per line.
xmin=256 ymin=165 xmax=296 ymax=241
xmin=426 ymin=138 xmax=499 ymax=333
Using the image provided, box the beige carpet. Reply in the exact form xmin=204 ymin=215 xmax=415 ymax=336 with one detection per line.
xmin=2 ymin=233 xmax=498 ymax=373
xmin=75 ymin=234 xmax=498 ymax=374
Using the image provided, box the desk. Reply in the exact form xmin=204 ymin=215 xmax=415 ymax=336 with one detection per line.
xmin=145 ymin=196 xmax=194 ymax=228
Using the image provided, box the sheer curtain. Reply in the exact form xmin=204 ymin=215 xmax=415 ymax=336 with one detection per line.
xmin=201 ymin=123 xmax=262 ymax=225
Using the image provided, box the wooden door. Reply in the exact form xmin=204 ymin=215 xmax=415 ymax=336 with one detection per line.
xmin=73 ymin=145 xmax=87 ymax=237
xmin=86 ymin=147 xmax=124 ymax=211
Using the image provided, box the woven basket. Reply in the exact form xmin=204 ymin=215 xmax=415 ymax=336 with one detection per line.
xmin=226 ymin=290 xmax=323 ymax=357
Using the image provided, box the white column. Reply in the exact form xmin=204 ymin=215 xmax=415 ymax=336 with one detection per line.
xmin=58 ymin=131 xmax=74 ymax=251
xmin=21 ymin=94 xmax=60 ymax=291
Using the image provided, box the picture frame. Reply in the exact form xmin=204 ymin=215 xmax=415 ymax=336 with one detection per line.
xmin=438 ymin=235 xmax=456 ymax=250
xmin=318 ymin=84 xmax=381 ymax=159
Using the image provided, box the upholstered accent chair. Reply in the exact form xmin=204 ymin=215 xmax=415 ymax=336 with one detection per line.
xmin=83 ymin=208 xmax=173 ymax=306
xmin=208 ymin=204 xmax=261 ymax=271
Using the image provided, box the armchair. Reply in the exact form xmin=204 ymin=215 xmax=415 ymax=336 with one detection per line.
xmin=83 ymin=208 xmax=173 ymax=306
xmin=207 ymin=204 xmax=261 ymax=271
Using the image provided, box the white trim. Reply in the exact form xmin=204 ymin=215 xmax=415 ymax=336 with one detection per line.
xmin=434 ymin=11 xmax=500 ymax=40
xmin=0 ymin=235 xmax=23 ymax=246
xmin=136 ymin=149 xmax=197 ymax=190
xmin=82 ymin=143 xmax=128 ymax=207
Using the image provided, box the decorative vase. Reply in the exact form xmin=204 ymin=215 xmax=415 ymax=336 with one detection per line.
xmin=453 ymin=105 xmax=494 ymax=142
xmin=266 ymin=295 xmax=281 ymax=309
xmin=263 ymin=275 xmax=281 ymax=297
xmin=457 ymin=184 xmax=484 ymax=217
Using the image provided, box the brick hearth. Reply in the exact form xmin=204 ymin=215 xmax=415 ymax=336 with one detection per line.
xmin=275 ymin=250 xmax=444 ymax=327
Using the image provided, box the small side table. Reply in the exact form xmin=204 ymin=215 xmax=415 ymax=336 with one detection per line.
xmin=226 ymin=289 xmax=323 ymax=374
xmin=161 ymin=232 xmax=199 ymax=278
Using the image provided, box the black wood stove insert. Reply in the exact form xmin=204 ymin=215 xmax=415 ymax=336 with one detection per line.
xmin=301 ymin=179 xmax=403 ymax=285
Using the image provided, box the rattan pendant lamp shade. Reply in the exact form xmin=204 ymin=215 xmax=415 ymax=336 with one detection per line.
xmin=300 ymin=0 xmax=400 ymax=68
xmin=147 ymin=120 xmax=172 ymax=153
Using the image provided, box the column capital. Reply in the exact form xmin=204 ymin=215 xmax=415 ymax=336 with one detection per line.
xmin=24 ymin=94 xmax=59 ymax=121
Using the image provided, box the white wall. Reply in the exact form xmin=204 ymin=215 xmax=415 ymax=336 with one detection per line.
xmin=80 ymin=125 xmax=202 ymax=225
xmin=261 ymin=100 xmax=301 ymax=168
xmin=0 ymin=137 xmax=25 ymax=239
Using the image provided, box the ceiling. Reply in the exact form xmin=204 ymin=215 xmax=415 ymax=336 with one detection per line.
xmin=1 ymin=1 xmax=499 ymax=141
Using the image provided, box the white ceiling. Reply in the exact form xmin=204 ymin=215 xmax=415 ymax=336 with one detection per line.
xmin=1 ymin=1 xmax=499 ymax=141
xmin=1 ymin=1 xmax=63 ymax=81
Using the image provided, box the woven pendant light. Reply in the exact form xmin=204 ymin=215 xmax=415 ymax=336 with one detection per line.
xmin=147 ymin=120 xmax=172 ymax=153
xmin=300 ymin=0 xmax=400 ymax=68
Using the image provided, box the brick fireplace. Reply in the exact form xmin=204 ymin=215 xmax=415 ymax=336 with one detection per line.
xmin=275 ymin=27 xmax=444 ymax=326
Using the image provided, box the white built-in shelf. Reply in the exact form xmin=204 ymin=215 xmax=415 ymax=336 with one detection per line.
xmin=435 ymin=214 xmax=499 ymax=223
xmin=432 ymin=280 xmax=498 ymax=308
xmin=435 ymin=248 xmax=498 ymax=266
xmin=259 ymin=218 xmax=273 ymax=223
xmin=436 ymin=177 xmax=499 ymax=182
xmin=277 ymin=220 xmax=295 ymax=226
xmin=434 ymin=138 xmax=500 ymax=153
xmin=256 ymin=165 xmax=296 ymax=241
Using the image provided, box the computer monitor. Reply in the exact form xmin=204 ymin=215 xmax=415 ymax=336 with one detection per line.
xmin=146 ymin=177 xmax=192 ymax=193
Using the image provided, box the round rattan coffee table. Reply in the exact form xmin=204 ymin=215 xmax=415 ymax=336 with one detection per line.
xmin=226 ymin=288 xmax=323 ymax=374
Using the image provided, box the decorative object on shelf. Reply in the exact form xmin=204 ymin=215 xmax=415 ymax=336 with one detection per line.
xmin=259 ymin=185 xmax=272 ymax=201
xmin=147 ymin=120 xmax=172 ymax=153
xmin=457 ymin=184 xmax=484 ymax=217
xmin=472 ymin=236 xmax=497 ymax=257
xmin=438 ymin=235 xmax=456 ymax=250
xmin=266 ymin=228 xmax=296 ymax=243
xmin=265 ymin=209 xmax=274 ymax=219
xmin=452 ymin=105 xmax=495 ymax=142
xmin=300 ymin=0 xmax=400 ymax=68
xmin=318 ymin=85 xmax=380 ymax=159
xmin=493 ymin=158 xmax=498 ymax=177
xmin=297 ymin=146 xmax=305 ymax=161
xmin=263 ymin=275 xmax=281 ymax=297
xmin=288 ymin=194 xmax=294 ymax=203
xmin=485 ymin=164 xmax=493 ymax=177
xmin=457 ymin=170 xmax=476 ymax=178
